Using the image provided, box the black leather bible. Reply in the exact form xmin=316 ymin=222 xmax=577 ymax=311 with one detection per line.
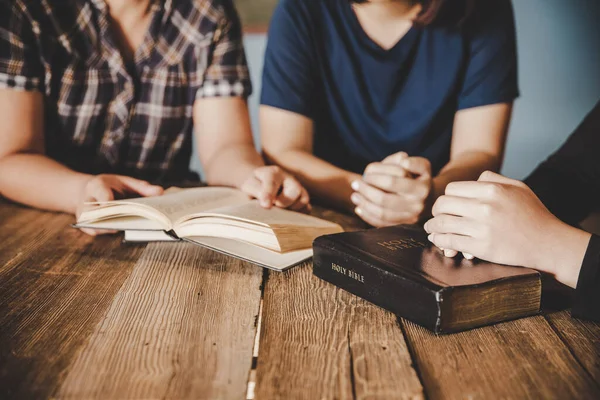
xmin=313 ymin=225 xmax=542 ymax=334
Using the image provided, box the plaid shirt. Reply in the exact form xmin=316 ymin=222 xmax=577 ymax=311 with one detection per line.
xmin=0 ymin=0 xmax=252 ymax=182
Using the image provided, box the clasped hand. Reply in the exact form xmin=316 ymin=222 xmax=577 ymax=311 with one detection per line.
xmin=423 ymin=171 xmax=581 ymax=283
xmin=351 ymin=152 xmax=433 ymax=227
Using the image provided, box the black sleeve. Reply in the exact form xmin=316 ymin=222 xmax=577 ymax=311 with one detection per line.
xmin=525 ymin=100 xmax=600 ymax=226
xmin=572 ymin=234 xmax=600 ymax=322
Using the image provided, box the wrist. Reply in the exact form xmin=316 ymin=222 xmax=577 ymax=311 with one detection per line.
xmin=70 ymin=173 xmax=94 ymax=215
xmin=533 ymin=221 xmax=591 ymax=288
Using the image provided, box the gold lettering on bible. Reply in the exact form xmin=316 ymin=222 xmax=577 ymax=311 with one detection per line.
xmin=377 ymin=238 xmax=426 ymax=251
xmin=331 ymin=263 xmax=365 ymax=283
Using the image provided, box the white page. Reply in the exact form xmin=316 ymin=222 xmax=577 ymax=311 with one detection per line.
xmin=186 ymin=237 xmax=312 ymax=271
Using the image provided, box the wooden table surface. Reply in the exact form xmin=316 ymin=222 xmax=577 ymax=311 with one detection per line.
xmin=1 ymin=201 xmax=599 ymax=400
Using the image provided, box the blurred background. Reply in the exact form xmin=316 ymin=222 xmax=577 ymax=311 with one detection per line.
xmin=191 ymin=0 xmax=600 ymax=180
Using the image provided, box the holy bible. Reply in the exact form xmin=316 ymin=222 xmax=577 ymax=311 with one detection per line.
xmin=76 ymin=187 xmax=343 ymax=271
xmin=313 ymin=225 xmax=541 ymax=334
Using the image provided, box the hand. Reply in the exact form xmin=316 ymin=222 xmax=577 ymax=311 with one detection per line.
xmin=76 ymin=175 xmax=164 ymax=236
xmin=240 ymin=166 xmax=311 ymax=212
xmin=350 ymin=152 xmax=433 ymax=227
xmin=424 ymin=171 xmax=591 ymax=288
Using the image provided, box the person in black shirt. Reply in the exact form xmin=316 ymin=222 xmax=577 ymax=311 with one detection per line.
xmin=424 ymin=100 xmax=600 ymax=322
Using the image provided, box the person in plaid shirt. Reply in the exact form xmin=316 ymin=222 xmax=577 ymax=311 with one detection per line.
xmin=0 ymin=0 xmax=309 ymax=235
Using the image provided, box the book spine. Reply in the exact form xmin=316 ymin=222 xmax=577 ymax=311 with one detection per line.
xmin=313 ymin=239 xmax=442 ymax=333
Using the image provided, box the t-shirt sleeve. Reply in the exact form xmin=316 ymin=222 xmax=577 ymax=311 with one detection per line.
xmin=0 ymin=1 xmax=44 ymax=92
xmin=260 ymin=0 xmax=315 ymax=118
xmin=457 ymin=0 xmax=519 ymax=110
xmin=196 ymin=0 xmax=252 ymax=99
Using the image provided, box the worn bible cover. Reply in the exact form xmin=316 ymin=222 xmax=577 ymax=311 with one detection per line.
xmin=313 ymin=225 xmax=541 ymax=334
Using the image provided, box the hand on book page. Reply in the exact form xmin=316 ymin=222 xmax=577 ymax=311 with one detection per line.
xmin=240 ymin=166 xmax=311 ymax=212
xmin=76 ymin=175 xmax=163 ymax=236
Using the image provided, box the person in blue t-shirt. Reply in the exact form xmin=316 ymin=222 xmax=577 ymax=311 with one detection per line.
xmin=260 ymin=0 xmax=519 ymax=227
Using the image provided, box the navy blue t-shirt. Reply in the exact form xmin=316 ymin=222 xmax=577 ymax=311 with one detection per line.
xmin=261 ymin=0 xmax=519 ymax=174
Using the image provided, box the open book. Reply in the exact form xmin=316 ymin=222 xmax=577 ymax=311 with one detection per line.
xmin=76 ymin=187 xmax=343 ymax=271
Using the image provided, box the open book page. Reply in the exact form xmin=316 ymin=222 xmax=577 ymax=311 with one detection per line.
xmin=112 ymin=187 xmax=251 ymax=223
xmin=77 ymin=187 xmax=251 ymax=230
xmin=178 ymin=201 xmax=342 ymax=229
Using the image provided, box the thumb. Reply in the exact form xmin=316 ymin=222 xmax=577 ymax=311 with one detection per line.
xmin=478 ymin=171 xmax=521 ymax=186
xmin=401 ymin=157 xmax=431 ymax=179
xmin=382 ymin=152 xmax=409 ymax=165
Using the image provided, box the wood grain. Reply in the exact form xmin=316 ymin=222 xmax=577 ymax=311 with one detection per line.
xmin=0 ymin=204 xmax=69 ymax=270
xmin=254 ymin=209 xmax=424 ymax=400
xmin=546 ymin=310 xmax=600 ymax=385
xmin=0 ymin=204 xmax=143 ymax=399
xmin=58 ymin=242 xmax=263 ymax=399
xmin=403 ymin=315 xmax=600 ymax=399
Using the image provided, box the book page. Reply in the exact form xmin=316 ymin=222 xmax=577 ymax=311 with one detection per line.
xmin=189 ymin=202 xmax=342 ymax=229
xmin=121 ymin=187 xmax=251 ymax=222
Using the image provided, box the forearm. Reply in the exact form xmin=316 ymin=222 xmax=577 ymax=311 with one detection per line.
xmin=265 ymin=149 xmax=360 ymax=212
xmin=202 ymin=144 xmax=265 ymax=189
xmin=433 ymin=151 xmax=502 ymax=199
xmin=0 ymin=153 xmax=91 ymax=214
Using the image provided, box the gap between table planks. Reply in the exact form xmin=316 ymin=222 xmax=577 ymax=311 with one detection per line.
xmin=57 ymin=242 xmax=263 ymax=399
xmin=0 ymin=204 xmax=144 ymax=399
xmin=545 ymin=310 xmax=600 ymax=386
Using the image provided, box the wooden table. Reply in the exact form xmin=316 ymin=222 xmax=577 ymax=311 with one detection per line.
xmin=1 ymin=202 xmax=599 ymax=400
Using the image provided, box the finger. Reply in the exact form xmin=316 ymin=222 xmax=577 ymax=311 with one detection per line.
xmin=363 ymin=174 xmax=428 ymax=199
xmin=118 ymin=176 xmax=164 ymax=197
xmin=477 ymin=171 xmax=517 ymax=185
xmin=352 ymin=194 xmax=417 ymax=225
xmin=445 ymin=181 xmax=487 ymax=199
xmin=240 ymin=177 xmax=263 ymax=201
xmin=354 ymin=207 xmax=392 ymax=228
xmin=275 ymin=177 xmax=302 ymax=208
xmin=444 ymin=249 xmax=459 ymax=258
xmin=427 ymin=233 xmax=475 ymax=254
xmin=445 ymin=181 xmax=511 ymax=200
xmin=80 ymin=228 xmax=98 ymax=236
xmin=382 ymin=152 xmax=409 ymax=165
xmin=80 ymin=228 xmax=118 ymax=236
xmin=87 ymin=182 xmax=115 ymax=203
xmin=288 ymin=188 xmax=311 ymax=212
xmin=479 ymin=171 xmax=529 ymax=190
xmin=351 ymin=180 xmax=390 ymax=207
xmin=432 ymin=195 xmax=485 ymax=218
xmin=364 ymin=163 xmax=408 ymax=178
xmin=400 ymin=157 xmax=431 ymax=179
xmin=424 ymin=214 xmax=478 ymax=237
xmin=255 ymin=167 xmax=285 ymax=208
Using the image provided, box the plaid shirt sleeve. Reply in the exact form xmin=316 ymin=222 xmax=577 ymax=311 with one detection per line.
xmin=196 ymin=0 xmax=252 ymax=99
xmin=0 ymin=1 xmax=44 ymax=92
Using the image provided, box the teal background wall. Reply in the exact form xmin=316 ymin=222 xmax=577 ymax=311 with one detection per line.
xmin=191 ymin=0 xmax=600 ymax=180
